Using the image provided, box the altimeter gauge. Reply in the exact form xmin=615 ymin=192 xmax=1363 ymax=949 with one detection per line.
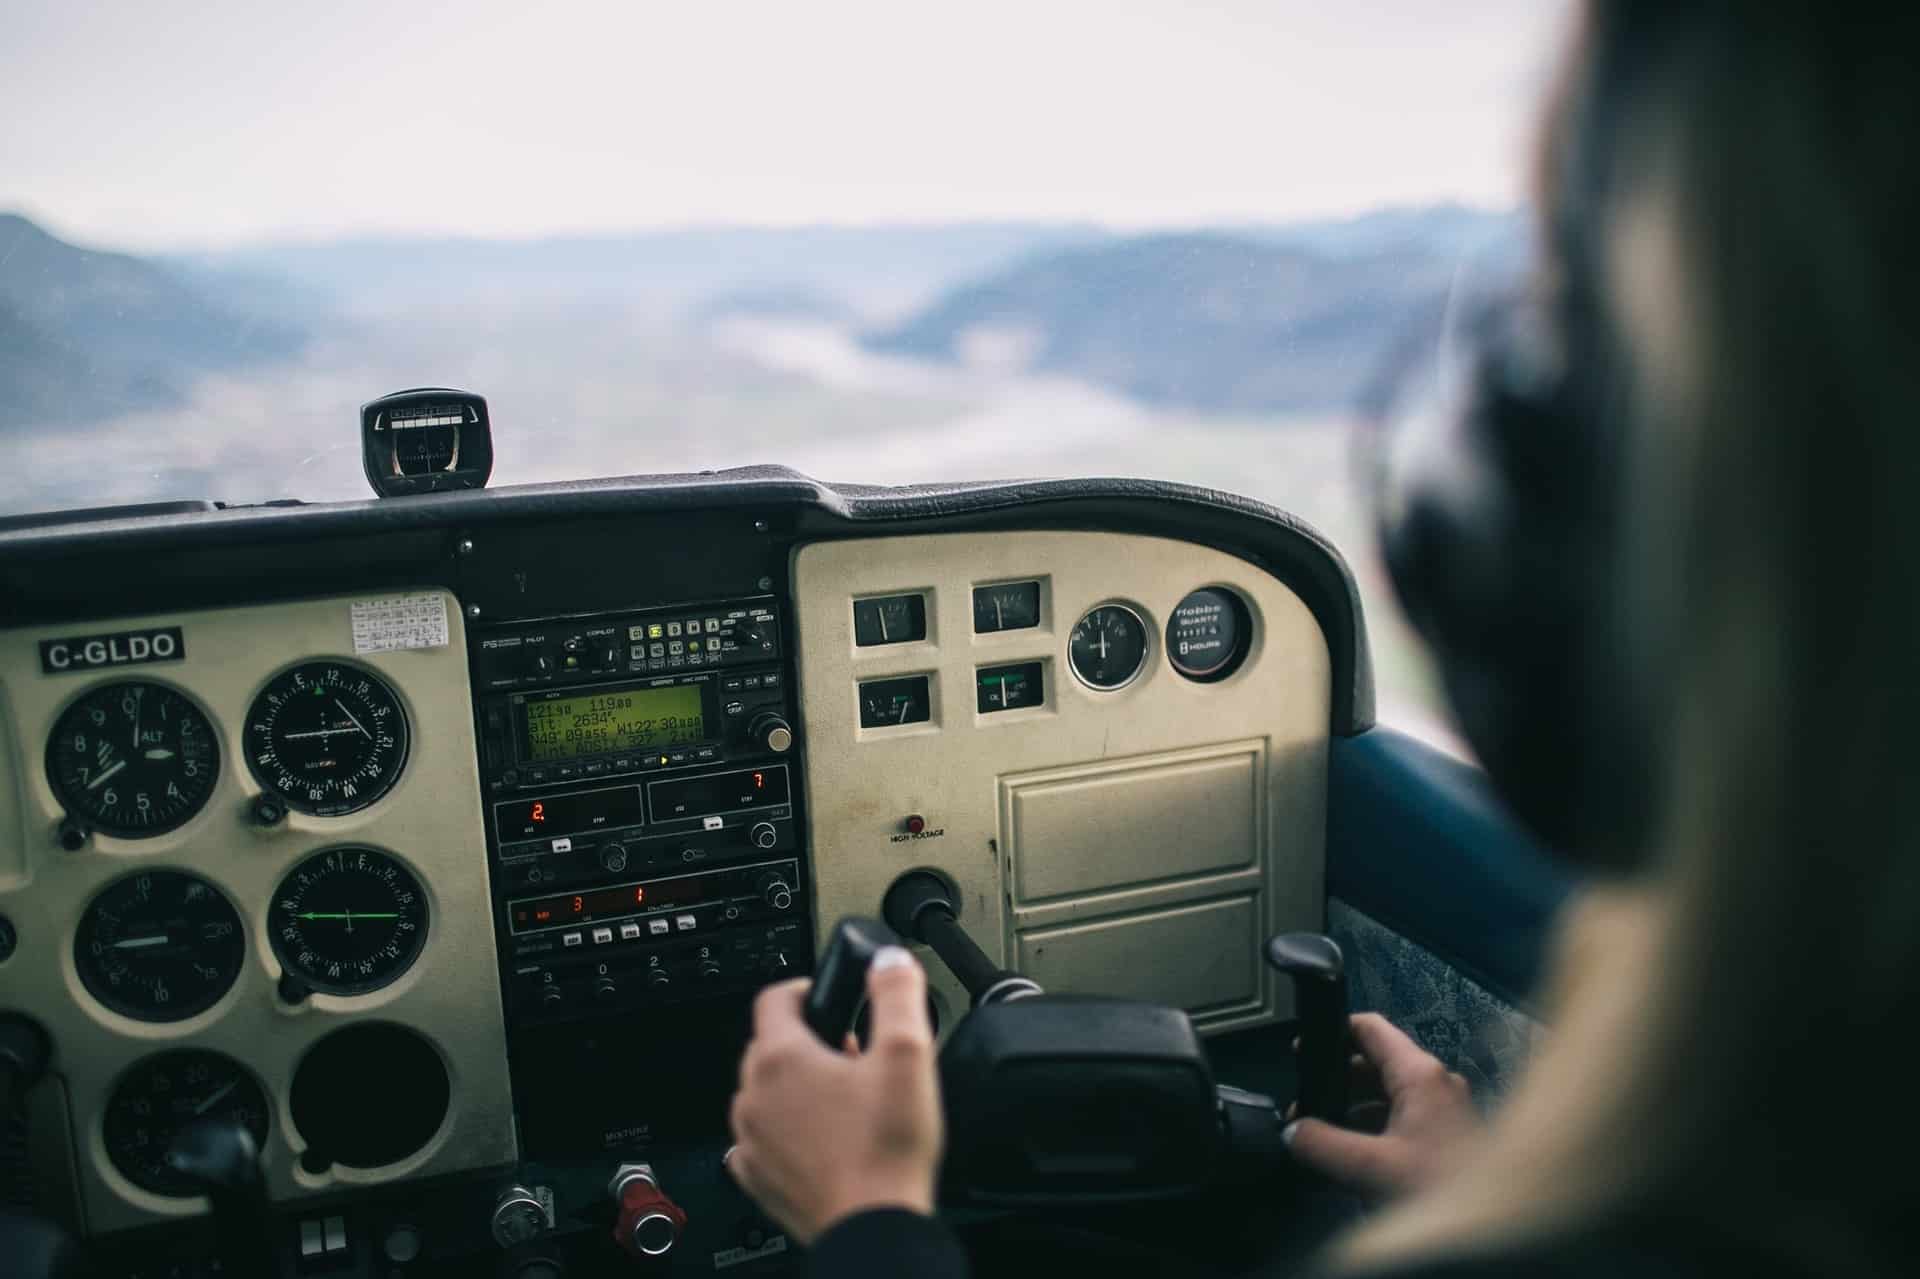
xmin=46 ymin=682 xmax=219 ymax=837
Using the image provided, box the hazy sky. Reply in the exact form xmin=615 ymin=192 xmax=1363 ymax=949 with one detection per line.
xmin=3 ymin=0 xmax=1573 ymax=250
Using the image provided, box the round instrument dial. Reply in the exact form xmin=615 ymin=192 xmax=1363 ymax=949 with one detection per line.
xmin=245 ymin=662 xmax=409 ymax=816
xmin=1068 ymin=603 xmax=1151 ymax=690
xmin=269 ymin=848 xmax=428 ymax=996
xmin=103 ymin=1050 xmax=270 ymax=1196
xmin=46 ymin=682 xmax=219 ymax=837
xmin=1166 ymin=587 xmax=1252 ymax=681
xmin=75 ymin=871 xmax=246 ymax=1022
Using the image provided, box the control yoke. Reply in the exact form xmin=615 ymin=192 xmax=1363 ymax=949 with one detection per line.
xmin=808 ymin=891 xmax=1358 ymax=1205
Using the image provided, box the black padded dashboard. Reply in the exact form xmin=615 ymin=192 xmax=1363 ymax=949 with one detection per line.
xmin=0 ymin=468 xmax=1373 ymax=737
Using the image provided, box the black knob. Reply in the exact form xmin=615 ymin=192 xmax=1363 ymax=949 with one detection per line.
xmin=56 ymin=818 xmax=88 ymax=851
xmin=648 ymin=968 xmax=671 ymax=988
xmin=527 ymin=651 xmax=555 ymax=677
xmin=600 ymin=844 xmax=630 ymax=873
xmin=540 ymin=985 xmax=564 ymax=1007
xmin=251 ymin=795 xmax=286 ymax=827
xmin=757 ymin=872 xmax=794 ymax=912
xmin=698 ymin=959 xmax=722 ymax=979
xmin=749 ymin=822 xmax=778 ymax=850
xmin=593 ymin=977 xmax=618 ymax=1001
xmin=1265 ymin=932 xmax=1350 ymax=1123
xmin=749 ymin=713 xmax=793 ymax=754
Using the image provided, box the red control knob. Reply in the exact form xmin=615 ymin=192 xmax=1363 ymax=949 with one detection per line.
xmin=610 ymin=1164 xmax=686 ymax=1259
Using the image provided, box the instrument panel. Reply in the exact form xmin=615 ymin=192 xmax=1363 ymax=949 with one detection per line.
xmin=0 ymin=482 xmax=1350 ymax=1270
xmin=0 ymin=591 xmax=515 ymax=1234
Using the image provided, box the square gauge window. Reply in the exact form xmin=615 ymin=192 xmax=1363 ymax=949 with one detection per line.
xmin=972 ymin=581 xmax=1041 ymax=634
xmin=853 ymin=593 xmax=928 ymax=647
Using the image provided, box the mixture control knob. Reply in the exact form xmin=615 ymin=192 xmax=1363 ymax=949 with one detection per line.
xmin=610 ymin=1164 xmax=687 ymax=1260
xmin=756 ymin=871 xmax=794 ymax=913
xmin=749 ymin=821 xmax=779 ymax=850
xmin=749 ymin=713 xmax=793 ymax=754
xmin=600 ymin=843 xmax=630 ymax=874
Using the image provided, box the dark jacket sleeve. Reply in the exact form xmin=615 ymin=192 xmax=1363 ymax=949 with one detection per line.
xmin=805 ymin=1208 xmax=970 ymax=1279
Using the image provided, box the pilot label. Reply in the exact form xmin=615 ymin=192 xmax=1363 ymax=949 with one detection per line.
xmin=39 ymin=626 xmax=184 ymax=674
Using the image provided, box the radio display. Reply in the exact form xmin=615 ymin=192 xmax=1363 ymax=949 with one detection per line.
xmin=495 ymin=785 xmax=643 ymax=841
xmin=521 ymin=682 xmax=706 ymax=762
xmin=509 ymin=872 xmax=718 ymax=934
xmin=649 ymin=766 xmax=790 ymax=822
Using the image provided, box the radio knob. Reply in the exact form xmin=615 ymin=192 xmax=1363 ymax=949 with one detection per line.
xmin=648 ymin=968 xmax=671 ymax=989
xmin=698 ymin=958 xmax=723 ymax=979
xmin=749 ymin=822 xmax=778 ymax=850
xmin=526 ymin=650 xmax=555 ymax=678
xmin=750 ymin=713 xmax=794 ymax=754
xmin=757 ymin=872 xmax=794 ymax=913
xmin=600 ymin=844 xmax=630 ymax=873
xmin=593 ymin=976 xmax=618 ymax=1001
xmin=540 ymin=985 xmax=564 ymax=1008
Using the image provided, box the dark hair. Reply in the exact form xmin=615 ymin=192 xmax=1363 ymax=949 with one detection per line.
xmin=1342 ymin=5 xmax=1920 ymax=1272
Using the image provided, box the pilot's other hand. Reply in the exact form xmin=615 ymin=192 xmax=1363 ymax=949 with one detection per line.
xmin=728 ymin=947 xmax=943 ymax=1244
xmin=1283 ymin=1012 xmax=1479 ymax=1196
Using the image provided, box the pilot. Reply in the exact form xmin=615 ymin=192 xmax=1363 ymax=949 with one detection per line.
xmin=728 ymin=4 xmax=1919 ymax=1276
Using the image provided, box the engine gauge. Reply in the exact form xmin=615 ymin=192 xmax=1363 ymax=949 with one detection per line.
xmin=245 ymin=662 xmax=409 ymax=816
xmin=972 ymin=581 xmax=1041 ymax=634
xmin=852 ymin=594 xmax=928 ymax=647
xmin=858 ymin=675 xmax=931 ymax=728
xmin=103 ymin=1050 xmax=270 ymax=1196
xmin=977 ymin=661 xmax=1044 ymax=713
xmin=75 ymin=871 xmax=246 ymax=1022
xmin=1068 ymin=604 xmax=1151 ymax=690
xmin=46 ymin=681 xmax=219 ymax=837
xmin=269 ymin=847 xmax=428 ymax=996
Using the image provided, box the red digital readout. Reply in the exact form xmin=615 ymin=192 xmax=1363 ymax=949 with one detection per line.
xmin=532 ymin=802 xmax=546 ymax=824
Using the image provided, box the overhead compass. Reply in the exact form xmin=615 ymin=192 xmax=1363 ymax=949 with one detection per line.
xmin=245 ymin=662 xmax=409 ymax=816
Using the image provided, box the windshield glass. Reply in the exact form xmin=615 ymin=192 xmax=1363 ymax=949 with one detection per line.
xmin=1 ymin=0 xmax=1569 ymax=735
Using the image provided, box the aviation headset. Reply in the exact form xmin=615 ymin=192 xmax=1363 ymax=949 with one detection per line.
xmin=1372 ymin=5 xmax=1661 ymax=871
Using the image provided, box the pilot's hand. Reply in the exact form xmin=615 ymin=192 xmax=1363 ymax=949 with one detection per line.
xmin=1283 ymin=1012 xmax=1479 ymax=1196
xmin=727 ymin=947 xmax=943 ymax=1244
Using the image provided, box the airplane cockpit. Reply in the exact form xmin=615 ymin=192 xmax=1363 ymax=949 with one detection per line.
xmin=0 ymin=425 xmax=1568 ymax=1277
xmin=0 ymin=5 xmax=1606 ymax=1275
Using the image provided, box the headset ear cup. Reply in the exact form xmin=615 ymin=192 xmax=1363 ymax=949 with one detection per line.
xmin=1375 ymin=307 xmax=1601 ymax=855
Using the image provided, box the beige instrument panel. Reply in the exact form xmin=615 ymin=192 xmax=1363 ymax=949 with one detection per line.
xmin=793 ymin=531 xmax=1331 ymax=1034
xmin=0 ymin=590 xmax=514 ymax=1235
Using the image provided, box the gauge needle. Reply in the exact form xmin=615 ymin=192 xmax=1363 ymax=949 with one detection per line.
xmin=193 ymin=1080 xmax=238 ymax=1115
xmin=995 ymin=597 xmax=1004 ymax=628
xmin=1098 ymin=633 xmax=1110 ymax=659
xmin=879 ymin=610 xmax=890 ymax=642
xmin=896 ymin=699 xmax=910 ymax=724
xmin=283 ymin=727 xmax=354 ymax=740
xmin=88 ymin=759 xmax=128 ymax=790
xmin=113 ymin=933 xmax=169 ymax=950
xmin=335 ymin=698 xmax=373 ymax=739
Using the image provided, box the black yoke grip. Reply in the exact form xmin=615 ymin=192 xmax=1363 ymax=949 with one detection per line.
xmin=804 ymin=917 xmax=903 ymax=1046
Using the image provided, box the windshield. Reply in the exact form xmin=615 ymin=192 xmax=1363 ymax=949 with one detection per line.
xmin=1 ymin=0 xmax=1570 ymax=735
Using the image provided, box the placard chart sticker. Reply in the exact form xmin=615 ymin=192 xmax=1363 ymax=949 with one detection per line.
xmin=351 ymin=594 xmax=451 ymax=654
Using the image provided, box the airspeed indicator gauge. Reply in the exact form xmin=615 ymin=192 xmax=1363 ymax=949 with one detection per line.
xmin=1068 ymin=604 xmax=1150 ymax=691
xmin=246 ymin=662 xmax=409 ymax=816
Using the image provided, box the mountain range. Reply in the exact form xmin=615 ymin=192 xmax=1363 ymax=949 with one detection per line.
xmin=0 ymin=204 xmax=1523 ymax=431
xmin=0 ymin=213 xmax=304 ymax=430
